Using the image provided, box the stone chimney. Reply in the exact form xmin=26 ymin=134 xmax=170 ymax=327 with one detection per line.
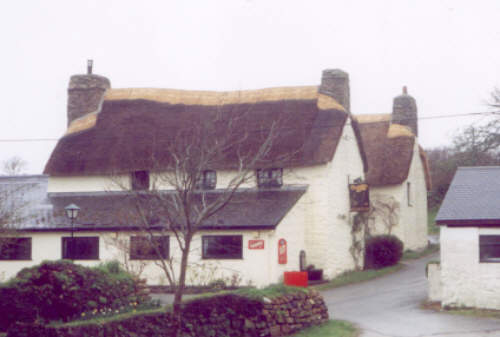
xmin=319 ymin=69 xmax=350 ymax=112
xmin=67 ymin=60 xmax=111 ymax=126
xmin=392 ymin=86 xmax=418 ymax=136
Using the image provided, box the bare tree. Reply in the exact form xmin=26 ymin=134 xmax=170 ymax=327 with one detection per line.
xmin=2 ymin=156 xmax=27 ymax=176
xmin=111 ymin=104 xmax=295 ymax=322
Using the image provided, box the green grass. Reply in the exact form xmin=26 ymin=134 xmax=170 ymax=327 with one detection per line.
xmin=428 ymin=207 xmax=439 ymax=234
xmin=403 ymin=243 xmax=440 ymax=260
xmin=312 ymin=264 xmax=403 ymax=291
xmin=234 ymin=283 xmax=309 ymax=300
xmin=52 ymin=307 xmax=166 ymax=327
xmin=291 ymin=320 xmax=358 ymax=337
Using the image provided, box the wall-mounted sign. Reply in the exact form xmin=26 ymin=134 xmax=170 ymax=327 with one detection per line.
xmin=248 ymin=239 xmax=265 ymax=250
xmin=349 ymin=183 xmax=370 ymax=212
xmin=278 ymin=239 xmax=287 ymax=264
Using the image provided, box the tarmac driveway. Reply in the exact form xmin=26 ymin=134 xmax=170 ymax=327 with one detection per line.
xmin=322 ymin=253 xmax=500 ymax=337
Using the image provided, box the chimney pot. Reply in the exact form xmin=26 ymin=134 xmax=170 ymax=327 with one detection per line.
xmin=403 ymin=86 xmax=407 ymax=94
xmin=87 ymin=59 xmax=93 ymax=75
xmin=319 ymin=69 xmax=350 ymax=112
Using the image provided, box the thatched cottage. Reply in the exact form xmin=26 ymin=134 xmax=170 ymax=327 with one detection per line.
xmin=0 ymin=66 xmax=430 ymax=286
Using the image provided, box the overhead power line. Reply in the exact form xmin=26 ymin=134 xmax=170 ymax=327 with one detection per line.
xmin=0 ymin=111 xmax=496 ymax=143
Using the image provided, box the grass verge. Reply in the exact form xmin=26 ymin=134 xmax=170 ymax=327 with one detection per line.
xmin=428 ymin=207 xmax=439 ymax=235
xmin=291 ymin=320 xmax=358 ymax=337
xmin=422 ymin=301 xmax=500 ymax=320
xmin=403 ymin=243 xmax=440 ymax=260
xmin=312 ymin=264 xmax=403 ymax=291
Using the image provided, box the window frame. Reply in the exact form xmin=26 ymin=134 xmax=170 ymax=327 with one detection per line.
xmin=0 ymin=237 xmax=32 ymax=261
xmin=202 ymin=235 xmax=243 ymax=260
xmin=131 ymin=170 xmax=150 ymax=190
xmin=256 ymin=168 xmax=283 ymax=188
xmin=196 ymin=170 xmax=217 ymax=190
xmin=479 ymin=235 xmax=500 ymax=263
xmin=407 ymin=181 xmax=412 ymax=207
xmin=130 ymin=236 xmax=170 ymax=260
xmin=61 ymin=236 xmax=100 ymax=260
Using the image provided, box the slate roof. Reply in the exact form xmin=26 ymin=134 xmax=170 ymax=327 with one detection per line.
xmin=20 ymin=186 xmax=307 ymax=232
xmin=436 ymin=166 xmax=500 ymax=226
xmin=44 ymin=86 xmax=348 ymax=176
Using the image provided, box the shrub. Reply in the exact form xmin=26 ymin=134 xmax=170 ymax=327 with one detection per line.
xmin=0 ymin=260 xmax=149 ymax=331
xmin=364 ymin=235 xmax=403 ymax=269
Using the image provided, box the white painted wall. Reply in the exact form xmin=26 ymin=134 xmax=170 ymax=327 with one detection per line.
xmin=369 ymin=141 xmax=428 ymax=251
xmin=427 ymin=262 xmax=442 ymax=302
xmin=440 ymin=226 xmax=500 ymax=309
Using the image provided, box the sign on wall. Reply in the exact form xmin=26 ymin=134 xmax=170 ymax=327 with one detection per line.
xmin=349 ymin=183 xmax=370 ymax=212
xmin=248 ymin=239 xmax=265 ymax=250
xmin=278 ymin=239 xmax=287 ymax=264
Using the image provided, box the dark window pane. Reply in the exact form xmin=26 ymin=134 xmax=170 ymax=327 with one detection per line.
xmin=479 ymin=235 xmax=500 ymax=262
xmin=131 ymin=171 xmax=150 ymax=190
xmin=202 ymin=235 xmax=242 ymax=259
xmin=130 ymin=236 xmax=169 ymax=260
xmin=62 ymin=237 xmax=99 ymax=260
xmin=0 ymin=238 xmax=31 ymax=260
xmin=196 ymin=170 xmax=217 ymax=190
xmin=257 ymin=168 xmax=282 ymax=188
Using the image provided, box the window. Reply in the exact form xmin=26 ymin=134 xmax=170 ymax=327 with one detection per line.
xmin=202 ymin=235 xmax=243 ymax=259
xmin=407 ymin=182 xmax=412 ymax=206
xmin=196 ymin=170 xmax=216 ymax=190
xmin=130 ymin=236 xmax=169 ymax=260
xmin=62 ymin=236 xmax=99 ymax=260
xmin=479 ymin=235 xmax=500 ymax=262
xmin=131 ymin=170 xmax=150 ymax=190
xmin=257 ymin=168 xmax=283 ymax=188
xmin=0 ymin=238 xmax=31 ymax=260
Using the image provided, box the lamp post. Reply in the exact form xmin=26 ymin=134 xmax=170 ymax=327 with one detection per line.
xmin=65 ymin=203 xmax=80 ymax=260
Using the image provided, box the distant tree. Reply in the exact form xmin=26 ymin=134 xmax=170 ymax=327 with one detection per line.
xmin=2 ymin=156 xmax=27 ymax=175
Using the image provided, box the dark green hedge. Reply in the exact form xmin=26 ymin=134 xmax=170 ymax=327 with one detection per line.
xmin=365 ymin=235 xmax=404 ymax=269
xmin=0 ymin=260 xmax=148 ymax=331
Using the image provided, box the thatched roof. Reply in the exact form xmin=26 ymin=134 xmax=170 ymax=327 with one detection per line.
xmin=354 ymin=114 xmax=431 ymax=189
xmin=45 ymin=86 xmax=347 ymax=176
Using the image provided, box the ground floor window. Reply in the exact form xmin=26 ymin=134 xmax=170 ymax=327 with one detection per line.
xmin=202 ymin=235 xmax=243 ymax=259
xmin=479 ymin=235 xmax=500 ymax=262
xmin=0 ymin=237 xmax=31 ymax=260
xmin=62 ymin=236 xmax=99 ymax=260
xmin=130 ymin=236 xmax=169 ymax=260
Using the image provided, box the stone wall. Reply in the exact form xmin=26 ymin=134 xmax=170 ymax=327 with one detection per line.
xmin=8 ymin=290 xmax=329 ymax=337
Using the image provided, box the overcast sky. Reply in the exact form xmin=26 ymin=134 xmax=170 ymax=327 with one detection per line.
xmin=1 ymin=0 xmax=499 ymax=173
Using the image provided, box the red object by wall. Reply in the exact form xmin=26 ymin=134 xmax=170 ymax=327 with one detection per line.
xmin=284 ymin=271 xmax=308 ymax=287
xmin=278 ymin=239 xmax=287 ymax=264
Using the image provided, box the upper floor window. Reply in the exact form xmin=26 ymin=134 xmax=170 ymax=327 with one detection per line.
xmin=407 ymin=182 xmax=412 ymax=206
xmin=132 ymin=170 xmax=150 ymax=190
xmin=257 ymin=168 xmax=283 ymax=188
xmin=0 ymin=237 xmax=31 ymax=260
xmin=62 ymin=236 xmax=99 ymax=260
xmin=479 ymin=235 xmax=500 ymax=263
xmin=130 ymin=236 xmax=170 ymax=260
xmin=196 ymin=170 xmax=216 ymax=190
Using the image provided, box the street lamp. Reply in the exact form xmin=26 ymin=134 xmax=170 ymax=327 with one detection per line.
xmin=65 ymin=203 xmax=80 ymax=260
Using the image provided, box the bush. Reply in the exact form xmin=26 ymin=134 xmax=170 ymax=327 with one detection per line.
xmin=364 ymin=235 xmax=403 ymax=269
xmin=0 ymin=260 xmax=149 ymax=331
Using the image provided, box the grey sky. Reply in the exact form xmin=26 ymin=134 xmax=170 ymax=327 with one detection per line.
xmin=1 ymin=0 xmax=499 ymax=173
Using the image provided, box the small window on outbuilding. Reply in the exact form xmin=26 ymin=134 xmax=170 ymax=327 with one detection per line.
xmin=202 ymin=235 xmax=243 ymax=259
xmin=407 ymin=182 xmax=412 ymax=206
xmin=62 ymin=236 xmax=99 ymax=260
xmin=196 ymin=170 xmax=216 ymax=190
xmin=257 ymin=168 xmax=283 ymax=188
xmin=0 ymin=237 xmax=31 ymax=260
xmin=479 ymin=235 xmax=500 ymax=263
xmin=130 ymin=236 xmax=170 ymax=260
xmin=131 ymin=171 xmax=150 ymax=190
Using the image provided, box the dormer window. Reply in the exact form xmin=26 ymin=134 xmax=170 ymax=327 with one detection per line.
xmin=131 ymin=171 xmax=150 ymax=190
xmin=196 ymin=170 xmax=216 ymax=190
xmin=257 ymin=168 xmax=283 ymax=188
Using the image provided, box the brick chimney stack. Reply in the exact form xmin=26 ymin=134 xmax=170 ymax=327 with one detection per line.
xmin=392 ymin=86 xmax=418 ymax=137
xmin=67 ymin=60 xmax=110 ymax=126
xmin=319 ymin=69 xmax=350 ymax=112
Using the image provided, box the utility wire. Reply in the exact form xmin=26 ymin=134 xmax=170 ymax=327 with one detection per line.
xmin=0 ymin=111 xmax=496 ymax=143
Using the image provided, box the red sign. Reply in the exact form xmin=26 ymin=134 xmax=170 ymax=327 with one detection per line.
xmin=278 ymin=239 xmax=287 ymax=264
xmin=248 ymin=239 xmax=265 ymax=250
